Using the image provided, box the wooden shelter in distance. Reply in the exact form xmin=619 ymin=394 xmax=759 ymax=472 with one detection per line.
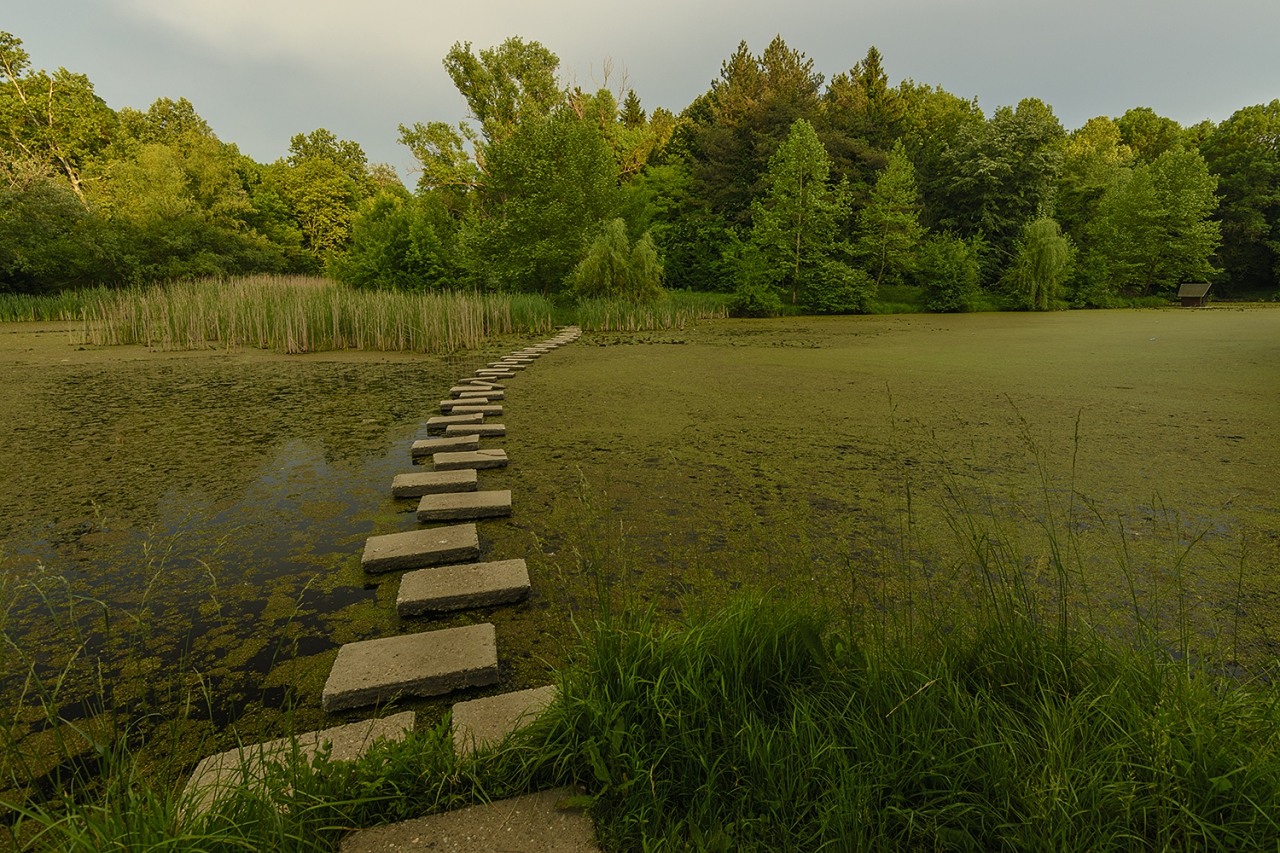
xmin=1178 ymin=282 xmax=1212 ymax=307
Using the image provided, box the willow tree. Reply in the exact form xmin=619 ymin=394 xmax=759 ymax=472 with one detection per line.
xmin=1008 ymin=216 xmax=1074 ymax=310
xmin=570 ymin=218 xmax=663 ymax=302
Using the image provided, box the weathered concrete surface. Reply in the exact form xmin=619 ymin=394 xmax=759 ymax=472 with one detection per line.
xmin=459 ymin=389 xmax=503 ymax=399
xmin=463 ymin=379 xmax=504 ymax=389
xmin=391 ymin=469 xmax=477 ymax=498
xmin=427 ymin=413 xmax=483 ymax=433
xmin=411 ymin=435 xmax=479 ymax=458
xmin=361 ymin=524 xmax=480 ymax=574
xmin=433 ymin=448 xmax=508 ymax=471
xmin=496 ymin=363 xmax=527 ymax=371
xmin=445 ymin=423 xmax=505 ymax=437
xmin=439 ymin=398 xmax=489 ymax=412
xmin=184 ymin=712 xmax=415 ymax=814
xmin=396 ymin=558 xmax=530 ymax=616
xmin=450 ymin=385 xmax=484 ymax=396
xmin=321 ymin=624 xmax=499 ymax=713
xmin=450 ymin=404 xmax=502 ymax=416
xmin=452 ymin=685 xmax=555 ymax=756
xmin=476 ymin=369 xmax=514 ymax=378
xmin=338 ymin=787 xmax=596 ymax=853
xmin=416 ymin=490 xmax=511 ymax=522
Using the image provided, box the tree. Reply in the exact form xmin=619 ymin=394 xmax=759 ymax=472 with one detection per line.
xmin=570 ymin=218 xmax=664 ymax=302
xmin=750 ymin=118 xmax=851 ymax=304
xmin=1056 ymin=116 xmax=1133 ymax=241
xmin=917 ymin=232 xmax=983 ymax=312
xmin=856 ymin=140 xmax=924 ymax=288
xmin=1116 ymin=107 xmax=1183 ymax=164
xmin=331 ymin=189 xmax=456 ymax=291
xmin=287 ymin=128 xmax=377 ymax=199
xmin=1006 ymin=216 xmax=1074 ymax=310
xmin=1200 ymin=101 xmax=1280 ymax=293
xmin=937 ymin=98 xmax=1065 ymax=260
xmin=1090 ymin=147 xmax=1220 ymax=295
xmin=0 ymin=31 xmax=117 ymax=201
xmin=443 ymin=37 xmax=562 ymax=147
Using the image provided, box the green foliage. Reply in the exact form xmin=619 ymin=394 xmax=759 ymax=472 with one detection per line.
xmin=855 ymin=140 xmax=924 ymax=288
xmin=917 ymin=232 xmax=983 ymax=312
xmin=1117 ymin=106 xmax=1184 ymax=164
xmin=461 ymin=108 xmax=620 ymax=293
xmin=1200 ymin=101 xmax=1280 ymax=293
xmin=570 ymin=218 xmax=664 ymax=302
xmin=0 ymin=161 xmax=98 ymax=292
xmin=330 ymin=189 xmax=457 ymax=290
xmin=1056 ymin=116 xmax=1133 ymax=241
xmin=728 ymin=282 xmax=784 ymax=318
xmin=1006 ymin=216 xmax=1075 ymax=310
xmin=443 ymin=37 xmax=563 ymax=145
xmin=1090 ymin=147 xmax=1221 ymax=295
xmin=802 ymin=259 xmax=874 ymax=314
xmin=750 ymin=118 xmax=852 ymax=305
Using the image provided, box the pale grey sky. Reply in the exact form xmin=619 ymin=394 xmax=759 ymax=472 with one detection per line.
xmin=6 ymin=0 xmax=1278 ymax=175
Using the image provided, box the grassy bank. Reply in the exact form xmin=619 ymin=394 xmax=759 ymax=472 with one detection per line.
xmin=571 ymin=291 xmax=731 ymax=331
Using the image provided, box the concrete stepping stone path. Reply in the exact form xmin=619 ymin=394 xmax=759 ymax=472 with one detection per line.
xmin=397 ymin=558 xmax=530 ymax=616
xmin=452 ymin=685 xmax=556 ymax=756
xmin=427 ymin=413 xmax=483 ymax=432
xmin=412 ymin=435 xmax=479 ymax=458
xmin=416 ymin=489 xmax=512 ymax=522
xmin=362 ymin=524 xmax=480 ymax=574
xmin=450 ymin=404 xmax=502 ymax=416
xmin=438 ymin=398 xmax=489 ymax=412
xmin=321 ymin=623 xmax=499 ymax=712
xmin=463 ymin=379 xmax=504 ymax=388
xmin=445 ymin=423 xmax=505 ymax=437
xmin=391 ymin=469 xmax=477 ymax=498
xmin=339 ymin=787 xmax=597 ymax=853
xmin=433 ymin=448 xmax=508 ymax=471
xmin=458 ymin=389 xmax=502 ymax=399
xmin=184 ymin=712 xmax=415 ymax=815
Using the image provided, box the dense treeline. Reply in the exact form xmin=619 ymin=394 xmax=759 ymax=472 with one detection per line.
xmin=3 ymin=31 xmax=1278 ymax=310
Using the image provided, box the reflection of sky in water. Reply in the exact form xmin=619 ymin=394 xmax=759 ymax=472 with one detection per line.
xmin=0 ymin=354 xmax=491 ymax=727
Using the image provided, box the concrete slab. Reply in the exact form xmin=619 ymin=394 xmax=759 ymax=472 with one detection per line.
xmin=427 ymin=413 xmax=483 ymax=433
xmin=417 ymin=490 xmax=511 ymax=522
xmin=459 ymin=389 xmax=502 ymax=399
xmin=412 ymin=435 xmax=479 ymax=458
xmin=339 ymin=787 xmax=596 ymax=853
xmin=450 ymin=385 xmax=485 ymax=396
xmin=439 ymin=398 xmax=489 ymax=412
xmin=463 ymin=379 xmax=504 ymax=388
xmin=445 ymin=423 xmax=505 ymax=438
xmin=452 ymin=685 xmax=555 ymax=756
xmin=391 ymin=469 xmax=477 ymax=498
xmin=450 ymin=404 xmax=502 ymax=416
xmin=397 ymin=558 xmax=530 ymax=616
xmin=184 ymin=712 xmax=415 ymax=815
xmin=361 ymin=524 xmax=480 ymax=574
xmin=496 ymin=363 xmax=527 ymax=371
xmin=321 ymin=624 xmax=499 ymax=713
xmin=433 ymin=448 xmax=508 ymax=471
xmin=476 ymin=368 xmax=514 ymax=376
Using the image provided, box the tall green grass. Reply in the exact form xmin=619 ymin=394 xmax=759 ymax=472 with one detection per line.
xmin=572 ymin=291 xmax=730 ymax=332
xmin=0 ymin=290 xmax=113 ymax=323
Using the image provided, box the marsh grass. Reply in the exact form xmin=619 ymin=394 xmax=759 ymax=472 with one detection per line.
xmin=2 ymin=277 xmax=555 ymax=354
xmin=572 ymin=292 xmax=731 ymax=332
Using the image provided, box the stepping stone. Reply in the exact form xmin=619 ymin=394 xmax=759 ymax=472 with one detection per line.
xmin=439 ymin=398 xmax=489 ymax=412
xmin=391 ymin=469 xmax=477 ymax=498
xmin=450 ymin=385 xmax=485 ymax=396
xmin=476 ymin=371 xmax=514 ymax=380
xmin=361 ymin=524 xmax=480 ymax=574
xmin=496 ymin=363 xmax=527 ymax=371
xmin=321 ymin=624 xmax=498 ymax=713
xmin=459 ymin=389 xmax=502 ymax=399
xmin=427 ymin=413 xmax=483 ymax=432
xmin=445 ymin=423 xmax=505 ymax=437
xmin=502 ymin=357 xmax=534 ymax=364
xmin=452 ymin=685 xmax=556 ymax=756
xmin=338 ymin=787 xmax=597 ymax=853
xmin=417 ymin=490 xmax=511 ymax=522
xmin=434 ymin=448 xmax=508 ymax=470
xmin=450 ymin=404 xmax=502 ymax=416
xmin=397 ymin=558 xmax=530 ymax=616
xmin=411 ymin=435 xmax=479 ymax=458
xmin=184 ymin=712 xmax=415 ymax=815
xmin=463 ymin=379 xmax=504 ymax=389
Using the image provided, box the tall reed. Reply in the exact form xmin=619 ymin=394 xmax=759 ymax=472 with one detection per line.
xmin=572 ymin=291 xmax=730 ymax=332
xmin=64 ymin=277 xmax=554 ymax=354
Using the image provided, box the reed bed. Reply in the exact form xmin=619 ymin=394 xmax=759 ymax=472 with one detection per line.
xmin=0 ymin=289 xmax=112 ymax=323
xmin=572 ymin=291 xmax=730 ymax=332
xmin=65 ymin=277 xmax=554 ymax=354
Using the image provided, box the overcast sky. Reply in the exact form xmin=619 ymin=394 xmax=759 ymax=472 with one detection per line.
xmin=7 ymin=0 xmax=1279 ymax=176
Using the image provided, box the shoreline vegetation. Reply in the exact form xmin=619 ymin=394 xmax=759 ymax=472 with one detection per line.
xmin=4 ymin=464 xmax=1280 ymax=851
xmin=0 ymin=277 xmax=732 ymax=352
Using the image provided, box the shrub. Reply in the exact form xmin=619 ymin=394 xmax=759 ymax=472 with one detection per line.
xmin=918 ymin=233 xmax=982 ymax=312
xmin=803 ymin=260 xmax=874 ymax=314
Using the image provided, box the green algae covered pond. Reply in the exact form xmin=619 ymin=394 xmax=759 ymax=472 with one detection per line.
xmin=1 ymin=307 xmax=1278 ymax=780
